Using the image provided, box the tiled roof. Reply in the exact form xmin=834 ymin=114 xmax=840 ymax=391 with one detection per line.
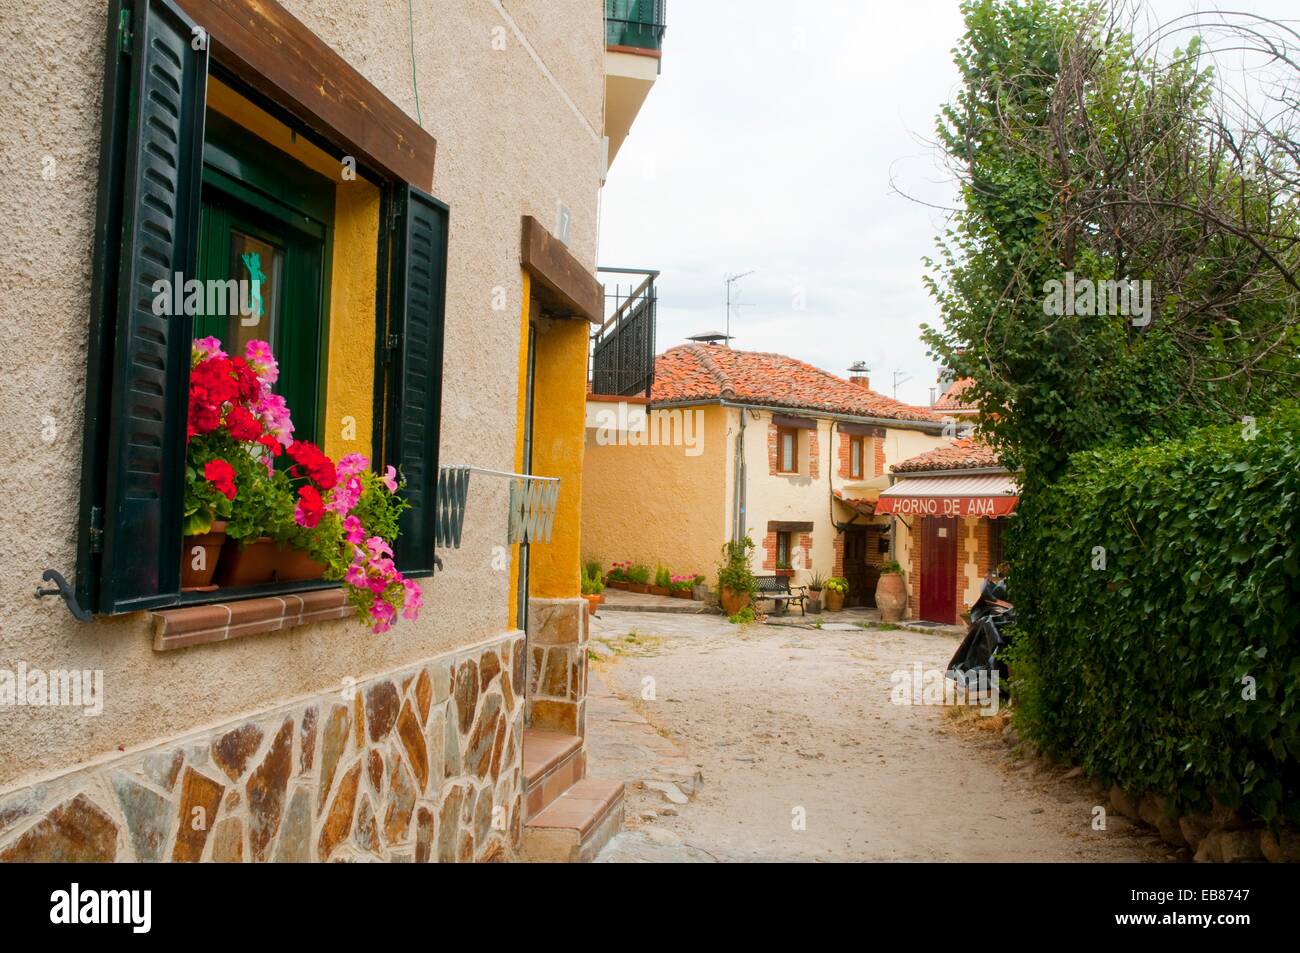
xmin=932 ymin=377 xmax=978 ymax=412
xmin=651 ymin=345 xmax=941 ymax=422
xmin=892 ymin=438 xmax=1003 ymax=473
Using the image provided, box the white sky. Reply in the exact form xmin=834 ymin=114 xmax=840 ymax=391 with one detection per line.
xmin=597 ymin=0 xmax=1298 ymax=407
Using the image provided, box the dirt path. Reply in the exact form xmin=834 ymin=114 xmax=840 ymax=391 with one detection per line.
xmin=586 ymin=610 xmax=1174 ymax=862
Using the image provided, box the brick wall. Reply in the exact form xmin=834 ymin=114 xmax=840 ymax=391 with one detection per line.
xmin=762 ymin=530 xmax=778 ymax=570
xmin=798 ymin=533 xmax=813 ymax=570
xmin=767 ymin=424 xmax=779 ymax=476
xmin=837 ymin=431 xmax=852 ymax=478
xmin=808 ymin=429 xmax=819 ymax=478
xmin=873 ymin=436 xmax=886 ymax=477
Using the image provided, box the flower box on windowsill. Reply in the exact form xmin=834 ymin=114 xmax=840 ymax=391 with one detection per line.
xmin=775 ymin=568 xmax=794 ymax=578
xmin=215 ymin=537 xmax=326 ymax=588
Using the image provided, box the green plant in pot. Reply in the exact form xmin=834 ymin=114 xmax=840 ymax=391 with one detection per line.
xmin=581 ymin=564 xmax=605 ymax=614
xmin=626 ymin=563 xmax=651 ymax=593
xmin=806 ymin=571 xmax=825 ymax=613
xmin=716 ymin=534 xmax=757 ymax=615
xmin=823 ymin=576 xmax=849 ymax=611
xmin=650 ymin=564 xmax=672 ymax=596
xmin=875 ymin=559 xmax=907 ymax=622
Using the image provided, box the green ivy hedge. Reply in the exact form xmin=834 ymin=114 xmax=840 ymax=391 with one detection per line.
xmin=1007 ymin=404 xmax=1300 ymax=823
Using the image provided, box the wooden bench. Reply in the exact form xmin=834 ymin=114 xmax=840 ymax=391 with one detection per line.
xmin=755 ymin=575 xmax=807 ymax=616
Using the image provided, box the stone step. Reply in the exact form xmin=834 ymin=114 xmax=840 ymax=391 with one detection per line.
xmin=522 ymin=778 xmax=625 ymax=863
xmin=522 ymin=729 xmax=584 ymax=820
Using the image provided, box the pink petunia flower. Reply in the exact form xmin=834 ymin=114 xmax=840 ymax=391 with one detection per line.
xmin=342 ymin=515 xmax=365 ymax=544
xmin=382 ymin=465 xmax=399 ymax=493
xmin=337 ymin=453 xmax=369 ymax=479
xmin=193 ymin=336 xmax=227 ymax=361
xmin=243 ymin=339 xmax=279 ymax=386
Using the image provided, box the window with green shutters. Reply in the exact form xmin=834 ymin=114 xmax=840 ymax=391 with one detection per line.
xmin=76 ymin=0 xmax=449 ymax=614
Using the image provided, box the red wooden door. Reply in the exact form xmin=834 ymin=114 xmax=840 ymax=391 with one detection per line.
xmin=920 ymin=517 xmax=958 ymax=623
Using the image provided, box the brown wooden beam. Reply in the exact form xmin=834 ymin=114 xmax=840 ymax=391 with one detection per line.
xmin=176 ymin=0 xmax=436 ymax=188
xmin=520 ymin=216 xmax=602 ymax=324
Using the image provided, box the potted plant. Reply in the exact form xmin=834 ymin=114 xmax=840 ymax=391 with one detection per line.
xmin=823 ymin=576 xmax=848 ymax=612
xmin=691 ymin=574 xmax=709 ymax=601
xmin=627 ymin=563 xmax=651 ymax=594
xmin=650 ymin=565 xmax=672 ymax=597
xmin=668 ymin=574 xmax=694 ymax=599
xmin=775 ymin=558 xmax=793 ymax=577
xmin=716 ymin=535 xmax=756 ymax=616
xmin=605 ymin=561 xmax=630 ymax=590
xmin=875 ymin=559 xmax=907 ymax=622
xmin=185 ymin=338 xmax=423 ymax=634
xmin=806 ymin=572 xmax=825 ymax=614
xmin=581 ymin=565 xmax=604 ymax=615
xmin=186 ymin=336 xmax=300 ymax=588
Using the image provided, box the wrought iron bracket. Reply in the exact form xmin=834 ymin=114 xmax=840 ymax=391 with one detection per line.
xmin=35 ymin=569 xmax=92 ymax=622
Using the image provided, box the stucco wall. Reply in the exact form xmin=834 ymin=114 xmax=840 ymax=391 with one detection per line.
xmin=0 ymin=0 xmax=604 ymax=790
xmin=744 ymin=411 xmax=946 ymax=587
xmin=581 ymin=403 xmax=729 ymax=581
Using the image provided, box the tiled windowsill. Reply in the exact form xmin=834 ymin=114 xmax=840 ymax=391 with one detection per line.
xmin=151 ymin=588 xmax=349 ymax=652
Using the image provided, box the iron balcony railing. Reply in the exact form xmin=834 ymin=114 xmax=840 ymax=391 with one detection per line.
xmin=605 ymin=0 xmax=667 ymax=52
xmin=591 ymin=267 xmax=658 ymax=399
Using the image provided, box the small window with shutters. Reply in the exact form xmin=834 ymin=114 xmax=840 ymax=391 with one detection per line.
xmin=75 ymin=0 xmax=448 ymax=614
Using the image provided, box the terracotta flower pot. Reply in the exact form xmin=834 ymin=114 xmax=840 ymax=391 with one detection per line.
xmin=669 ymin=589 xmax=691 ymax=599
xmin=823 ymin=589 xmax=845 ymax=612
xmin=649 ymin=585 xmax=670 ymax=597
xmin=274 ymin=546 xmax=328 ymax=583
xmin=628 ymin=583 xmax=650 ymax=594
xmin=181 ymin=520 xmax=227 ymax=591
xmin=720 ymin=586 xmax=750 ymax=616
xmin=875 ymin=572 xmax=907 ymax=622
xmin=585 ymin=594 xmax=601 ymax=616
xmin=807 ymin=595 xmax=822 ymax=614
xmin=216 ymin=536 xmax=278 ymax=588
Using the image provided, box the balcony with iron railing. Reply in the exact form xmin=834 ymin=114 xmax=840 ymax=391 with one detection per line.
xmin=590 ymin=267 xmax=658 ymax=399
xmin=605 ymin=0 xmax=667 ymax=53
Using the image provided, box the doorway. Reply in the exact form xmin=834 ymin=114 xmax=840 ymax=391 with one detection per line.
xmin=842 ymin=529 xmax=869 ymax=607
xmin=919 ymin=516 xmax=958 ymax=623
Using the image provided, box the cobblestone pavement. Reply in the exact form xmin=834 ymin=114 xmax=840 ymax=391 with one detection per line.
xmin=587 ymin=611 xmax=1175 ymax=863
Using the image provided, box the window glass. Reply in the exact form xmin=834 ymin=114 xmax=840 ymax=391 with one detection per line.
xmin=851 ymin=436 xmax=862 ymax=477
xmin=781 ymin=430 xmax=796 ymax=472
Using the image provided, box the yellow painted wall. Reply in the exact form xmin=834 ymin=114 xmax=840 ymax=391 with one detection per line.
xmin=508 ymin=273 xmax=532 ymax=627
xmin=528 ymin=315 xmax=590 ymax=599
xmin=581 ymin=403 xmax=730 ymax=580
xmin=206 ymin=78 xmax=378 ymax=462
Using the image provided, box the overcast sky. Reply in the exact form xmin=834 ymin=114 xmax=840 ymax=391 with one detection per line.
xmin=597 ymin=0 xmax=1298 ymax=408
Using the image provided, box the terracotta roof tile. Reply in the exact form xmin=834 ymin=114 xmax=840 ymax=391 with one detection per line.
xmin=651 ymin=345 xmax=941 ymax=422
xmin=892 ymin=438 xmax=1002 ymax=473
xmin=932 ymin=377 xmax=978 ymax=412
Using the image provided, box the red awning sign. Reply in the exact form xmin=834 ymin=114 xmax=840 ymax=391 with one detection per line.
xmin=874 ymin=495 xmax=1017 ymax=518
xmin=875 ymin=473 xmax=1019 ymax=518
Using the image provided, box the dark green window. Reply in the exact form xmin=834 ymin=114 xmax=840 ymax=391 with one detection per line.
xmin=76 ymin=0 xmax=449 ymax=614
xmin=194 ymin=112 xmax=333 ymax=445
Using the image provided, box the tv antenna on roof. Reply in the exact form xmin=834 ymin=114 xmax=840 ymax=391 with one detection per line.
xmin=724 ymin=270 xmax=755 ymax=346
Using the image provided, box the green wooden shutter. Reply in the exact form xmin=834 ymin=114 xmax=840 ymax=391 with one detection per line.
xmin=78 ymin=0 xmax=209 ymax=613
xmin=386 ymin=187 xmax=449 ymax=577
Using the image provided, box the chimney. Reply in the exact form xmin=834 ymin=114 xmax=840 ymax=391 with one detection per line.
xmin=847 ymin=361 xmax=870 ymax=390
